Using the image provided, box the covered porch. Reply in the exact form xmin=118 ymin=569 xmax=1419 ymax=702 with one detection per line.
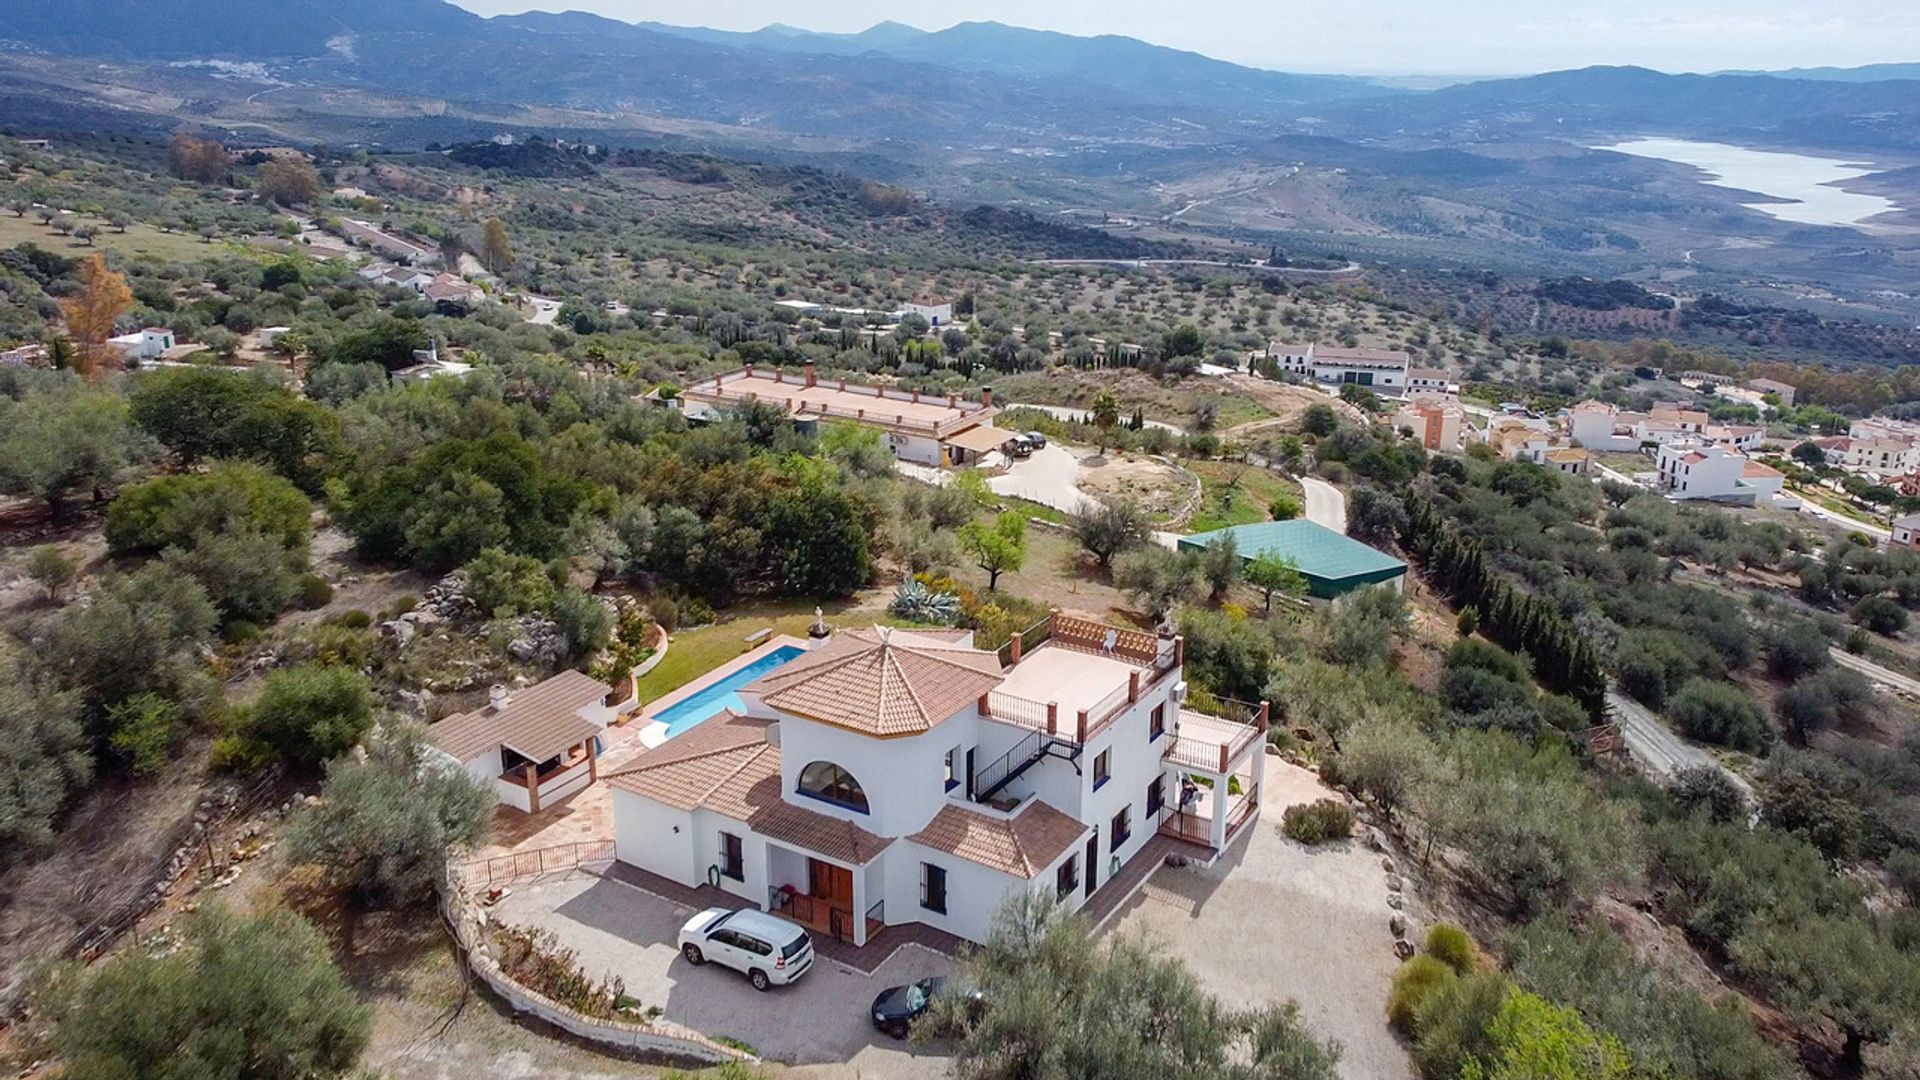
xmin=495 ymin=736 xmax=598 ymax=814
xmin=1158 ymin=702 xmax=1267 ymax=852
xmin=765 ymin=843 xmax=885 ymax=946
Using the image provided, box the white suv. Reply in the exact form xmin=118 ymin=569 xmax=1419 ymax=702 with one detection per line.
xmin=677 ymin=907 xmax=814 ymax=991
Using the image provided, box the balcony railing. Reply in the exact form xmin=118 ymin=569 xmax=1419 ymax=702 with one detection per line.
xmin=984 ymin=690 xmax=1053 ymax=732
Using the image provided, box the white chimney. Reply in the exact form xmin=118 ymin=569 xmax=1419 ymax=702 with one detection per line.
xmin=488 ymin=685 xmax=510 ymax=712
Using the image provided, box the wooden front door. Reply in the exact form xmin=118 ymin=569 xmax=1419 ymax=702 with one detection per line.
xmin=807 ymin=859 xmax=855 ymax=940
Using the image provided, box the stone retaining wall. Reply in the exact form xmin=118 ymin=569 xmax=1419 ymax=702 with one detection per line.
xmin=439 ymin=877 xmax=751 ymax=1066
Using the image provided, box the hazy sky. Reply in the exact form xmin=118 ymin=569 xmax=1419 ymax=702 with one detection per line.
xmin=449 ymin=0 xmax=1920 ymax=75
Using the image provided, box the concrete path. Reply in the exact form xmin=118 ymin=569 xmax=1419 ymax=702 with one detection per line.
xmin=1607 ymin=689 xmax=1753 ymax=800
xmin=1300 ymin=475 xmax=1348 ymax=533
xmin=1829 ymin=647 xmax=1920 ymax=700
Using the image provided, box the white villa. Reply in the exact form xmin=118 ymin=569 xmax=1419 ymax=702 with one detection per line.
xmin=1655 ymin=441 xmax=1785 ymax=503
xmin=1266 ymin=342 xmax=1410 ymax=391
xmin=429 ymin=671 xmax=616 ymax=813
xmin=605 ymin=615 xmax=1265 ymax=948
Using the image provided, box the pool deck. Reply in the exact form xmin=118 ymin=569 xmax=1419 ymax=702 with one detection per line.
xmin=635 ymin=634 xmax=811 ymax=748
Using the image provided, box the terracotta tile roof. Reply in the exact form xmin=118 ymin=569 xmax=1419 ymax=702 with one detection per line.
xmin=910 ymin=800 xmax=1087 ymax=879
xmin=603 ymin=711 xmax=775 ymax=812
xmin=604 ymin=711 xmax=892 ymax=865
xmin=748 ymin=627 xmax=1004 ymax=737
xmin=1545 ymin=448 xmax=1588 ymax=463
xmin=428 ymin=670 xmax=609 ymax=764
xmin=1743 ymin=461 xmax=1784 ymax=479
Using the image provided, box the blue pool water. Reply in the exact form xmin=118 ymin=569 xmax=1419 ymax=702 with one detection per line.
xmin=655 ymin=645 xmax=806 ymax=738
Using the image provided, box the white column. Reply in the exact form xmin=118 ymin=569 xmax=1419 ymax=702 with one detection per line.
xmin=851 ymin=864 xmax=869 ymax=946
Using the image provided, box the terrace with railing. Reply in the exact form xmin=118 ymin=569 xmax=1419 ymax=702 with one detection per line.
xmin=979 ymin=612 xmax=1186 ymax=745
xmin=682 ymin=366 xmax=996 ymax=439
xmin=1163 ymin=699 xmax=1268 ymax=774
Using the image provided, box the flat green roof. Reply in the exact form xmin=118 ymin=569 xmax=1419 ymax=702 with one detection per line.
xmin=1177 ymin=520 xmax=1407 ymax=588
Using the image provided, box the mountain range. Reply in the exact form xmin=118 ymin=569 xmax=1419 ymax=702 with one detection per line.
xmin=5 ymin=0 xmax=1916 ymax=152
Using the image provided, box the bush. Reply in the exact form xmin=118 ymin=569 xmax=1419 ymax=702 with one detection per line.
xmin=1281 ymin=799 xmax=1355 ymax=845
xmin=1426 ymin=924 xmax=1478 ymax=975
xmin=1408 ymin=970 xmax=1509 ymax=1078
xmin=49 ymin=906 xmax=369 ymax=1079
xmin=328 ymin=609 xmax=372 ymax=630
xmin=1850 ymin=595 xmax=1908 ymax=636
xmin=649 ymin=594 xmax=679 ymax=634
xmin=1668 ymin=678 xmax=1773 ymax=754
xmin=463 ymin=547 xmax=556 ymax=618
xmin=296 ymin=573 xmax=333 ymax=610
xmin=1388 ymin=955 xmax=1456 ymax=1033
xmin=239 ymin=664 xmax=374 ymax=771
xmin=1670 ymin=766 xmax=1749 ymax=824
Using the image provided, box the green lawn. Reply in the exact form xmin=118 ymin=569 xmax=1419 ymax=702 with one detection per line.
xmin=632 ymin=600 xmax=923 ymax=704
xmin=1185 ymin=460 xmax=1303 ymax=534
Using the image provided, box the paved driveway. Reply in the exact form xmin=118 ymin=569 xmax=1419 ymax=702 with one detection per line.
xmin=1300 ymin=475 xmax=1348 ymax=533
xmin=1106 ymin=760 xmax=1413 ymax=1080
xmin=491 ymin=874 xmax=952 ymax=1077
xmin=989 ymin=444 xmax=1097 ymax=514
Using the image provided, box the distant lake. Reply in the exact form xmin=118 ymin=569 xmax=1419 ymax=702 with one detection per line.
xmin=1598 ymin=138 xmax=1901 ymax=228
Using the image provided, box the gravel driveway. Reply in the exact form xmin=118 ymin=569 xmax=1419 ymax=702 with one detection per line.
xmin=1106 ymin=760 xmax=1414 ymax=1080
xmin=1300 ymin=475 xmax=1348 ymax=533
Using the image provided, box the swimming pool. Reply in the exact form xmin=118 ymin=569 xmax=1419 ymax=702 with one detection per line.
xmin=653 ymin=645 xmax=807 ymax=738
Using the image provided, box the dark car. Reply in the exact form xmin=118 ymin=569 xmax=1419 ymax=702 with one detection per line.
xmin=869 ymin=975 xmax=981 ymax=1038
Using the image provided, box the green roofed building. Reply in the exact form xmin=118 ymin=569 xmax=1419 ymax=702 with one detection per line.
xmin=1177 ymin=520 xmax=1407 ymax=601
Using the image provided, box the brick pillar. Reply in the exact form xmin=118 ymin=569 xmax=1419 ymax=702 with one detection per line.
xmin=1219 ymin=744 xmax=1230 ymax=772
xmin=805 ymin=362 xmax=817 ymax=387
xmin=1010 ymin=631 xmax=1023 ymax=664
xmin=981 ymin=386 xmax=993 ymax=407
xmin=1128 ymin=671 xmax=1140 ymax=704
xmin=978 ymin=694 xmax=990 ymax=716
xmin=587 ymin=739 xmax=598 ymax=783
xmin=1047 ymin=702 xmax=1058 ymax=737
xmin=773 ymin=368 xmax=784 ymax=384
xmin=911 ymin=389 xmax=921 ymax=403
xmin=1077 ymin=710 xmax=1089 ymax=742
xmin=525 ymin=763 xmax=541 ymax=813
xmin=1174 ymin=635 xmax=1185 ymax=667
xmin=1258 ymin=701 xmax=1271 ymax=731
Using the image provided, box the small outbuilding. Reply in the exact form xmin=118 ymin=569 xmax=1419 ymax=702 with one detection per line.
xmin=1177 ymin=520 xmax=1407 ymax=601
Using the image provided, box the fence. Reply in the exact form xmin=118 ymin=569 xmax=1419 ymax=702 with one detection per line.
xmin=984 ymin=690 xmax=1053 ymax=732
xmin=455 ymin=839 xmax=616 ymax=890
xmin=60 ymin=770 xmax=283 ymax=965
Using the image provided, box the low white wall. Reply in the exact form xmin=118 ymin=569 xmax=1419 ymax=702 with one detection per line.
xmin=538 ymin=765 xmax=593 ymax=806
xmin=494 ymin=778 xmax=533 ymax=812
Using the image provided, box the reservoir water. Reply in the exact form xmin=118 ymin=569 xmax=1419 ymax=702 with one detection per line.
xmin=1598 ymin=137 xmax=1901 ymax=228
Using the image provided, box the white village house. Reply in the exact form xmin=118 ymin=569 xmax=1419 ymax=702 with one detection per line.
xmin=1266 ymin=342 xmax=1410 ymax=392
xmin=605 ymin=616 xmax=1265 ymax=948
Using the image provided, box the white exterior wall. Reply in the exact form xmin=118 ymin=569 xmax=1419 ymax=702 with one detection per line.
xmin=884 ymin=431 xmax=945 ymax=467
xmin=1314 ymin=362 xmax=1406 ymax=390
xmin=612 ymin=787 xmax=700 ymax=885
xmin=886 ymin=835 xmax=1083 ymax=944
xmin=772 ymin=712 xmax=957 ymax=838
xmin=1569 ymin=409 xmax=1640 ymax=452
xmin=1074 ymin=686 xmax=1179 ymax=891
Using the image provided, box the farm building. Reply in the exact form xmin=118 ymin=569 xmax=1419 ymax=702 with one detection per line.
xmin=1177 ymin=520 xmax=1407 ymax=601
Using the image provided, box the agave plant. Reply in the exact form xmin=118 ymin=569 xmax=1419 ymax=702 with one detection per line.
xmin=889 ymin=579 xmax=961 ymax=625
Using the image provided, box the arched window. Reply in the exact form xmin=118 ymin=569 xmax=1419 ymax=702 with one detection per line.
xmin=797 ymin=761 xmax=870 ymax=814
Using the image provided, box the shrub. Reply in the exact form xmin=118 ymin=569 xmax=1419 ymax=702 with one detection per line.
xmin=1281 ymin=799 xmax=1355 ymax=845
xmin=1426 ymin=924 xmax=1478 ymax=975
xmin=1412 ymin=971 xmax=1510 ymax=1080
xmin=239 ymin=664 xmax=374 ymax=771
xmin=1850 ymin=595 xmax=1908 ymax=636
xmin=1388 ymin=955 xmax=1456 ymax=1033
xmin=649 ymin=594 xmax=679 ymax=634
xmin=296 ymin=574 xmax=333 ymax=610
xmin=1669 ymin=766 xmax=1749 ymax=824
xmin=1668 ymin=678 xmax=1773 ymax=754
xmin=327 ymin=609 xmax=372 ymax=630
xmin=462 ymin=547 xmax=555 ymax=618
